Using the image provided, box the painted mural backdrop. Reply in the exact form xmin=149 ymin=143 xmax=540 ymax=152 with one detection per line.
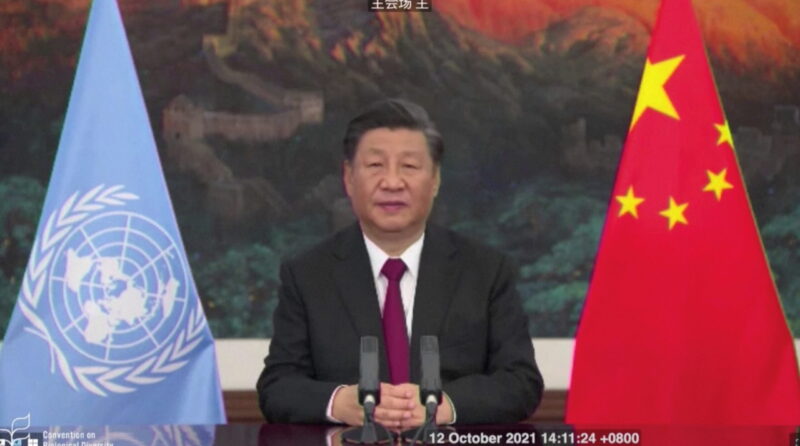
xmin=1 ymin=0 xmax=799 ymax=338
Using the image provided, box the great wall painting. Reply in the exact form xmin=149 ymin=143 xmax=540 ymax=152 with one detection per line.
xmin=1 ymin=0 xmax=799 ymax=338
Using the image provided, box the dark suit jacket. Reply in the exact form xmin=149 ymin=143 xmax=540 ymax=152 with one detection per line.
xmin=257 ymin=223 xmax=543 ymax=424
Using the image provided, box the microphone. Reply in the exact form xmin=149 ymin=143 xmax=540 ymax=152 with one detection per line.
xmin=341 ymin=336 xmax=393 ymax=444
xmin=403 ymin=336 xmax=453 ymax=444
xmin=358 ymin=336 xmax=381 ymax=411
xmin=419 ymin=335 xmax=442 ymax=414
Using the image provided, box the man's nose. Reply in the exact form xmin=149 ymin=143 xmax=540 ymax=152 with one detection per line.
xmin=380 ymin=165 xmax=405 ymax=190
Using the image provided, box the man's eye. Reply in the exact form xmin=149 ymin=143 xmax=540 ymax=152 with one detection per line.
xmin=403 ymin=164 xmax=420 ymax=169
xmin=367 ymin=162 xmax=382 ymax=168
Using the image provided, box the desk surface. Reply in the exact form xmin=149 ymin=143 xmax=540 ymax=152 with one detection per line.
xmin=247 ymin=424 xmax=799 ymax=446
xmin=8 ymin=423 xmax=797 ymax=446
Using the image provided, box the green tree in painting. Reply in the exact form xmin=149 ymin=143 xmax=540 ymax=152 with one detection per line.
xmin=452 ymin=177 xmax=607 ymax=337
xmin=0 ymin=176 xmax=45 ymax=337
xmin=522 ymin=215 xmax=604 ymax=336
xmin=762 ymin=203 xmax=800 ymax=336
xmin=195 ymin=244 xmax=281 ymax=338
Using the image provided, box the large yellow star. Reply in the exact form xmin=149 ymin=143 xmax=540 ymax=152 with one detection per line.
xmin=714 ymin=120 xmax=734 ymax=148
xmin=703 ymin=168 xmax=734 ymax=201
xmin=630 ymin=55 xmax=685 ymax=130
xmin=659 ymin=196 xmax=688 ymax=230
xmin=616 ymin=186 xmax=645 ymax=218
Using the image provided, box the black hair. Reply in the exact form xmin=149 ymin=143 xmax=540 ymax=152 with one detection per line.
xmin=342 ymin=98 xmax=444 ymax=164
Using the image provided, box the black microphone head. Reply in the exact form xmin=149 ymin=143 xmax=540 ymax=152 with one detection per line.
xmin=420 ymin=335 xmax=442 ymax=406
xmin=359 ymin=336 xmax=380 ymax=407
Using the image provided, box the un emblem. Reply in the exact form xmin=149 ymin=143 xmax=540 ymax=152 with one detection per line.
xmin=19 ymin=185 xmax=207 ymax=396
xmin=50 ymin=211 xmax=188 ymax=364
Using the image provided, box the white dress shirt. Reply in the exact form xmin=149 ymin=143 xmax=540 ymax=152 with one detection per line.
xmin=326 ymin=232 xmax=424 ymax=421
xmin=362 ymin=232 xmax=424 ymax=339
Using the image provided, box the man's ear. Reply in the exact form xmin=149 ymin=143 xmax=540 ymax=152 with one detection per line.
xmin=342 ymin=160 xmax=353 ymax=198
xmin=433 ymin=166 xmax=441 ymax=197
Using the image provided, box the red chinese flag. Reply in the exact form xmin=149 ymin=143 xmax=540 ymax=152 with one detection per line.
xmin=566 ymin=0 xmax=800 ymax=425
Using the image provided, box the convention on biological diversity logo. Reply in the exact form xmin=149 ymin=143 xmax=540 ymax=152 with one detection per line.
xmin=0 ymin=414 xmax=82 ymax=446
xmin=1 ymin=414 xmax=210 ymax=446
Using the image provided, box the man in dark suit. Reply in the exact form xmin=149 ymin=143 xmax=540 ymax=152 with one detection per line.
xmin=257 ymin=99 xmax=543 ymax=428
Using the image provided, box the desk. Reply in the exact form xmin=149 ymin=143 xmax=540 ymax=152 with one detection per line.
xmin=8 ymin=423 xmax=797 ymax=446
xmin=238 ymin=424 xmax=798 ymax=446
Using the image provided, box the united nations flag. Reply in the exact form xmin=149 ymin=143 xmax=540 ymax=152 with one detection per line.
xmin=0 ymin=0 xmax=226 ymax=425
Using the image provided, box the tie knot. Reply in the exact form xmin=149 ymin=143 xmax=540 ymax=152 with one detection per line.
xmin=381 ymin=258 xmax=406 ymax=282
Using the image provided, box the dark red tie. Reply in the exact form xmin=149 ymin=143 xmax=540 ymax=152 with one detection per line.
xmin=381 ymin=258 xmax=409 ymax=384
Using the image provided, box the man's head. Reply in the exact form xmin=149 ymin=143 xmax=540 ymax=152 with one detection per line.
xmin=342 ymin=99 xmax=443 ymax=249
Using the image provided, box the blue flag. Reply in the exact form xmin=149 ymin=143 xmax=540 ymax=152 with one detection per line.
xmin=0 ymin=0 xmax=226 ymax=425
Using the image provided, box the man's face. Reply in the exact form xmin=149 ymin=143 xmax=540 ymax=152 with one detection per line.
xmin=344 ymin=127 xmax=440 ymax=241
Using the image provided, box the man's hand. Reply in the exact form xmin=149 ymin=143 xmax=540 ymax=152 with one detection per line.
xmin=373 ymin=382 xmax=415 ymax=429
xmin=330 ymin=385 xmax=363 ymax=426
xmin=434 ymin=390 xmax=454 ymax=426
xmin=333 ymin=383 xmax=454 ymax=429
xmin=374 ymin=383 xmax=454 ymax=431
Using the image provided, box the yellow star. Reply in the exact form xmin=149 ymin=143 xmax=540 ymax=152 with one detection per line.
xmin=714 ymin=120 xmax=734 ymax=148
xmin=703 ymin=168 xmax=734 ymax=201
xmin=659 ymin=196 xmax=688 ymax=230
xmin=615 ymin=186 xmax=645 ymax=218
xmin=630 ymin=55 xmax=685 ymax=130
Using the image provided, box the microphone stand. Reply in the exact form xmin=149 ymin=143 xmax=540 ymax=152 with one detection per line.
xmin=342 ymin=336 xmax=394 ymax=444
xmin=403 ymin=395 xmax=450 ymax=444
xmin=402 ymin=336 xmax=454 ymax=444
xmin=341 ymin=394 xmax=393 ymax=444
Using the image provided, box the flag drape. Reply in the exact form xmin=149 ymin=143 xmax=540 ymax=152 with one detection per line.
xmin=0 ymin=0 xmax=226 ymax=425
xmin=567 ymin=0 xmax=800 ymax=427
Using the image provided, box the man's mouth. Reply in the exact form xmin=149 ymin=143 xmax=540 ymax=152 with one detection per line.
xmin=376 ymin=201 xmax=407 ymax=212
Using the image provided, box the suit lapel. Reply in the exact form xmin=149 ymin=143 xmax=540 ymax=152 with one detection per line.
xmin=409 ymin=225 xmax=460 ymax=383
xmin=332 ymin=224 xmax=391 ymax=382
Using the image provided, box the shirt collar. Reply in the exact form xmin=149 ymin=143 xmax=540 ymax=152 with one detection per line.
xmin=363 ymin=231 xmax=425 ymax=280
